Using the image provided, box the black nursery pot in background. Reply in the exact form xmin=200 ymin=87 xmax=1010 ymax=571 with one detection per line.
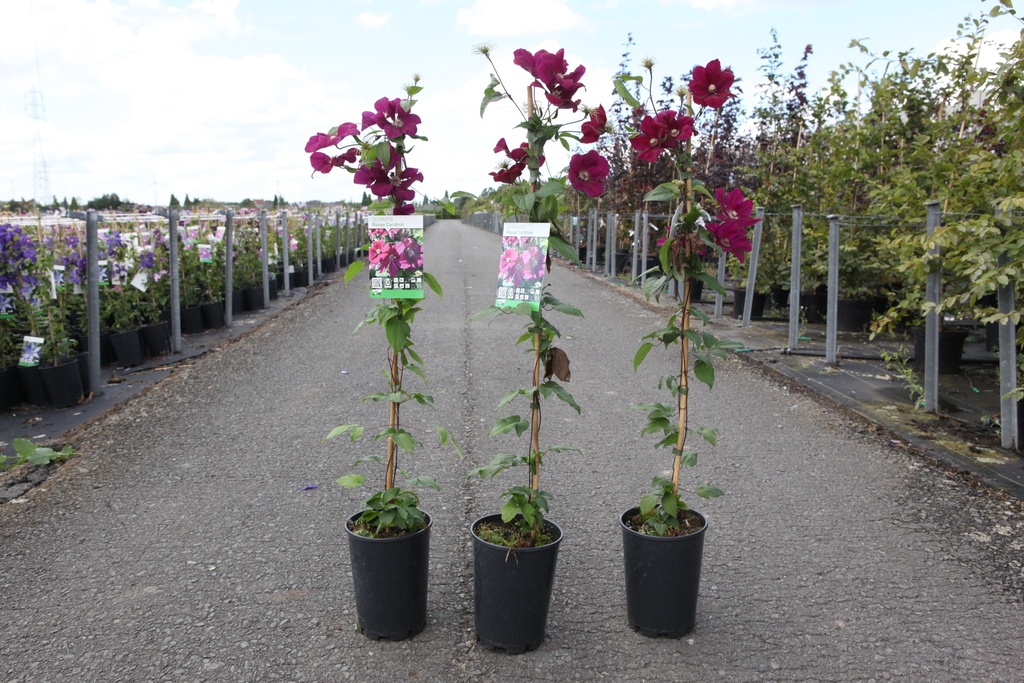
xmin=344 ymin=512 xmax=431 ymax=641
xmin=39 ymin=359 xmax=83 ymax=408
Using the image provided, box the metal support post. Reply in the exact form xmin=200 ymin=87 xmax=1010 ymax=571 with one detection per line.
xmin=825 ymin=215 xmax=840 ymax=364
xmin=224 ymin=209 xmax=234 ymax=326
xmin=281 ymin=211 xmax=290 ymax=296
xmin=259 ymin=209 xmax=270 ymax=306
xmin=85 ymin=210 xmax=102 ymax=396
xmin=788 ymin=205 xmax=803 ymax=350
xmin=168 ymin=209 xmax=181 ymax=353
xmin=742 ymin=207 xmax=766 ymax=328
xmin=924 ymin=201 xmax=941 ymax=412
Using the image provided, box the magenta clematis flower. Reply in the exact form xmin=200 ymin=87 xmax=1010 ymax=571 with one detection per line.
xmin=304 ymin=122 xmax=360 ymax=153
xmin=568 ymin=150 xmax=610 ymax=197
xmin=309 ymin=152 xmax=336 ymax=174
xmin=580 ymin=105 xmax=607 ymax=144
xmin=362 ymin=97 xmax=421 ymax=138
xmin=689 ymin=59 xmax=735 ymax=109
xmin=708 ymin=220 xmax=752 ymax=263
xmin=629 ymin=115 xmax=670 ymax=163
xmin=654 ymin=110 xmax=694 ymax=148
xmin=309 ymin=147 xmax=361 ymax=175
xmin=513 ymin=47 xmax=587 ymax=111
xmin=490 ymin=138 xmax=542 ymax=185
xmin=714 ymin=187 xmax=759 ymax=228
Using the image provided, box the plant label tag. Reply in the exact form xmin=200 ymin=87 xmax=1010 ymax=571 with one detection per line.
xmin=20 ymin=336 xmax=45 ymax=367
xmin=131 ymin=270 xmax=149 ymax=292
xmin=495 ymin=223 xmax=549 ymax=311
xmin=198 ymin=244 xmax=213 ymax=264
xmin=367 ymin=215 xmax=424 ymax=300
xmin=50 ymin=265 xmax=67 ymax=299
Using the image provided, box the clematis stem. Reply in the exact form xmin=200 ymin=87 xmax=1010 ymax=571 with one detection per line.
xmin=703 ymin=107 xmax=722 ymax=175
xmin=385 ymin=346 xmax=400 ymax=490
xmin=672 ymin=113 xmax=695 ymax=497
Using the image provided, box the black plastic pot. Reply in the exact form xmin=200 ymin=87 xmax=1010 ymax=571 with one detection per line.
xmin=621 ymin=507 xmax=707 ymax=638
xmin=109 ymin=328 xmax=144 ymax=367
xmin=141 ymin=322 xmax=171 ymax=358
xmin=75 ymin=351 xmax=91 ymax=395
xmin=802 ymin=289 xmax=828 ymax=324
xmin=732 ymin=288 xmax=766 ymax=319
xmin=231 ymin=290 xmax=245 ymax=315
xmin=836 ymin=298 xmax=875 ymax=332
xmin=180 ymin=306 xmax=205 ymax=335
xmin=268 ymin=277 xmax=279 ymax=301
xmin=200 ymin=302 xmax=225 ymax=329
xmin=17 ymin=365 xmax=48 ymax=406
xmin=39 ymin=358 xmax=83 ymax=408
xmin=291 ymin=269 xmax=309 ymax=288
xmin=911 ymin=327 xmax=970 ymax=374
xmin=243 ymin=287 xmax=264 ymax=311
xmin=1 ymin=364 xmax=25 ymax=409
xmin=344 ymin=511 xmax=431 ymax=641
xmin=471 ymin=514 xmax=563 ymax=654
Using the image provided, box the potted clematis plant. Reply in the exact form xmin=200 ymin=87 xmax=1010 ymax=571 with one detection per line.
xmin=306 ymin=77 xmax=458 ymax=641
xmin=458 ymin=45 xmax=608 ymax=653
xmin=615 ymin=58 xmax=755 ymax=637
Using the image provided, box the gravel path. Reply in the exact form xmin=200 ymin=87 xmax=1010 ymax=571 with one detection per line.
xmin=2 ymin=219 xmax=1022 ymax=682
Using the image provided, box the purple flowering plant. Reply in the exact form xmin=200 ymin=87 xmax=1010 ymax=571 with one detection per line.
xmin=615 ymin=58 xmax=758 ymax=536
xmin=464 ymin=46 xmax=611 ymax=547
xmin=308 ymin=79 xmax=459 ymax=537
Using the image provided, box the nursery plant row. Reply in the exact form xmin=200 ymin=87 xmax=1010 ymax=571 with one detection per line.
xmin=0 ymin=207 xmax=386 ymax=410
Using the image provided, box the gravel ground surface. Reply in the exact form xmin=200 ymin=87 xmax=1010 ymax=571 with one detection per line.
xmin=2 ymin=219 xmax=1023 ymax=682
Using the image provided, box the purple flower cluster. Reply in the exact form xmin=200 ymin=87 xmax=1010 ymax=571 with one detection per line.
xmin=0 ymin=223 xmax=40 ymax=297
xmin=305 ymin=86 xmax=426 ymax=216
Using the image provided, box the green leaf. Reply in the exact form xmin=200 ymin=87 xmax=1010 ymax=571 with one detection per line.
xmin=12 ymin=438 xmax=36 ymax=458
xmin=613 ymin=78 xmax=642 ymax=109
xmin=375 ymin=140 xmax=391 ymax=168
xmin=536 ymin=180 xmax=564 ymax=198
xmin=546 ymin=445 xmax=581 ymax=454
xmin=490 ymin=415 xmax=528 ymax=438
xmin=662 ymin=492 xmax=678 ymax=517
xmin=643 ymin=182 xmax=681 ymax=203
xmin=543 ymin=381 xmax=581 ymax=414
xmin=497 ymin=388 xmax=526 ymax=409
xmin=451 ymin=191 xmax=476 ymax=200
xmin=692 ymin=357 xmax=715 ymax=389
xmin=384 ymin=317 xmax=411 ymax=352
xmin=468 ymin=453 xmax=520 ymax=479
xmin=325 ymin=424 xmax=360 ymax=441
xmin=544 ymin=293 xmax=583 ymax=317
xmin=548 ymin=234 xmax=580 ymax=265
xmin=393 ymin=431 xmax=416 ymax=454
xmin=344 ymin=260 xmax=365 ymax=283
xmin=696 ymin=484 xmax=724 ymax=499
xmin=639 ymin=492 xmax=659 ymax=516
xmin=422 ymin=272 xmax=443 ymax=298
xmin=694 ymin=426 xmax=717 ymax=446
xmin=480 ymin=75 xmax=505 ymax=117
xmin=633 ymin=342 xmax=654 ymax=370
xmin=436 ymin=427 xmax=463 ymax=458
xmin=404 ymin=475 xmax=441 ymax=491
xmin=500 ymin=498 xmax=520 ymax=523
xmin=336 ymin=474 xmax=365 ymax=488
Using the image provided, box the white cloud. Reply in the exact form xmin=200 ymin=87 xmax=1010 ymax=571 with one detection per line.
xmin=456 ymin=0 xmax=591 ymax=36
xmin=357 ymin=12 xmax=392 ymax=28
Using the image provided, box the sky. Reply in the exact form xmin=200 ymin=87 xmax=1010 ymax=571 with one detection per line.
xmin=0 ymin=0 xmax=1019 ymax=208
